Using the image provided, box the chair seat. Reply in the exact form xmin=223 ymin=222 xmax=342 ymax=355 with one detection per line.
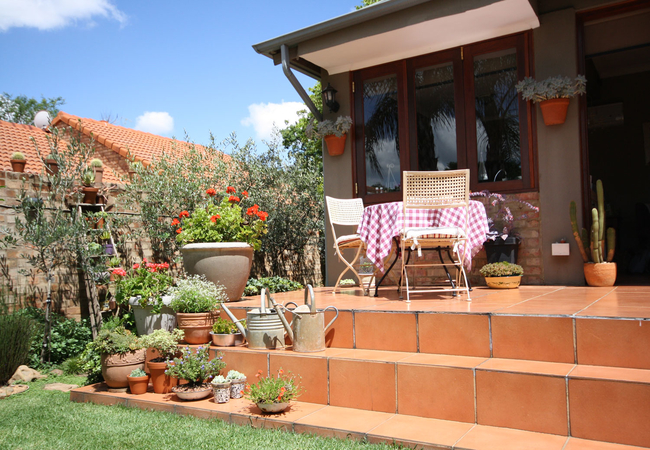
xmin=335 ymin=234 xmax=363 ymax=248
xmin=402 ymin=226 xmax=465 ymax=241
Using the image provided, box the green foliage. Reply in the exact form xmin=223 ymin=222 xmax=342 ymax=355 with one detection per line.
xmin=0 ymin=312 xmax=34 ymax=385
xmin=129 ymin=368 xmax=147 ymax=377
xmin=0 ymin=92 xmax=65 ymax=124
xmin=339 ymin=279 xmax=356 ymax=286
xmin=308 ymin=116 xmax=353 ymax=138
xmin=168 ymin=275 xmax=226 ymax=313
xmin=479 ymin=261 xmax=524 ymax=277
xmin=244 ymin=277 xmax=303 ymax=296
xmin=280 ymin=82 xmax=323 ymax=170
xmin=139 ymin=328 xmax=184 ymax=360
xmin=356 ymin=0 xmax=383 ymax=9
xmin=13 ymin=307 xmax=92 ymax=368
xmin=211 ymin=375 xmax=228 ymax=384
xmin=88 ymin=326 xmax=140 ymax=355
xmin=79 ymin=342 xmax=102 ymax=384
xmin=515 ymin=75 xmax=587 ymax=103
xmin=60 ymin=356 xmax=85 ymax=375
xmin=226 ymin=370 xmax=245 ymax=380
xmin=81 ymin=169 xmax=95 ymax=186
xmin=175 ymin=188 xmax=268 ymax=251
xmin=211 ymin=317 xmax=244 ymax=334
xmin=11 ymin=151 xmax=25 ymax=160
xmin=246 ymin=368 xmax=302 ymax=405
xmin=90 ymin=158 xmax=103 ymax=168
xmin=165 ymin=345 xmax=226 ymax=386
xmin=112 ymin=260 xmax=174 ymax=313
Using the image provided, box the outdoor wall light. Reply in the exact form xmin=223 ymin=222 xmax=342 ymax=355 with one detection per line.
xmin=322 ymin=83 xmax=340 ymax=113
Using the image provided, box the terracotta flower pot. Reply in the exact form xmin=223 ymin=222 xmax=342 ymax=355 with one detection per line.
xmin=539 ymin=98 xmax=570 ymax=126
xmin=324 ymin=134 xmax=347 ymax=156
xmin=176 ymin=311 xmax=219 ymax=344
xmin=10 ymin=159 xmax=26 ymax=173
xmin=148 ymin=360 xmax=178 ymax=394
xmin=101 ymin=349 xmax=146 ymax=389
xmin=45 ymin=159 xmax=59 ymax=175
xmin=93 ymin=167 xmax=104 ymax=185
xmin=82 ymin=186 xmax=99 ymax=204
xmin=584 ymin=262 xmax=617 ymax=287
xmin=127 ymin=375 xmax=149 ymax=395
xmin=485 ymin=276 xmax=521 ymax=289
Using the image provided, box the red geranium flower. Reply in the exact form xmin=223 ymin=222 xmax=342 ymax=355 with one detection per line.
xmin=246 ymin=204 xmax=259 ymax=216
xmin=228 ymin=196 xmax=240 ymax=203
xmin=171 ymin=218 xmax=180 ymax=227
xmin=111 ymin=268 xmax=127 ymax=277
xmin=179 ymin=211 xmax=190 ymax=218
xmin=241 ymin=190 xmax=249 ymax=198
xmin=133 ymin=263 xmax=140 ymax=269
xmin=226 ymin=186 xmax=236 ymax=194
xmin=176 ymin=228 xmax=182 ymax=234
xmin=206 ymin=188 xmax=216 ymax=196
xmin=210 ymin=215 xmax=220 ymax=223
xmin=257 ymin=211 xmax=268 ymax=221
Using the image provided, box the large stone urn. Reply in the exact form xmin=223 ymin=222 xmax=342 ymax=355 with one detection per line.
xmin=129 ymin=296 xmax=176 ymax=336
xmin=181 ymin=243 xmax=253 ymax=302
xmin=101 ymin=349 xmax=146 ymax=389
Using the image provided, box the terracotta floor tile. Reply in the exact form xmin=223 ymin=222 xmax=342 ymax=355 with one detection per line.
xmin=329 ymin=358 xmax=396 ymax=413
xmin=397 ymin=364 xmax=475 ymax=422
xmin=331 ymin=348 xmax=412 ymax=362
xmin=455 ymin=424 xmax=567 ymax=450
xmin=477 ymin=358 xmax=575 ymax=376
xmin=568 ymin=378 xmax=650 ymax=448
xmin=229 ymin=400 xmax=325 ymax=428
xmin=324 ymin=309 xmax=354 ymax=348
xmin=400 ymin=352 xmax=487 ymax=368
xmin=418 ymin=313 xmax=491 ymax=357
xmin=354 ymin=311 xmax=418 ymax=352
xmin=269 ymin=353 xmax=329 ymax=404
xmin=491 ymin=315 xmax=575 ymax=363
xmin=367 ymin=414 xmax=474 ymax=448
xmin=127 ymin=397 xmax=176 ymax=413
xmin=577 ymin=306 xmax=650 ymax=319
xmin=564 ymin=437 xmax=649 ymax=450
xmin=293 ymin=405 xmax=393 ymax=436
xmin=476 ymin=370 xmax=568 ymax=435
xmin=569 ymin=365 xmax=650 ymax=383
xmin=576 ymin=318 xmax=650 ymax=369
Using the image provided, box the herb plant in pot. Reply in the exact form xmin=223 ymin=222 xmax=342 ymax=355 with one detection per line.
xmin=113 ymin=259 xmax=176 ymax=335
xmin=165 ymin=345 xmax=226 ymax=401
xmin=139 ymin=328 xmax=184 ymax=394
xmin=480 ymin=261 xmax=524 ymax=288
xmin=89 ymin=326 xmax=145 ymax=390
xmin=246 ymin=368 xmax=302 ymax=414
xmin=10 ymin=152 xmax=26 ymax=173
xmin=515 ymin=75 xmax=586 ymax=125
xmin=175 ymin=186 xmax=269 ymax=302
xmin=210 ymin=317 xmax=246 ymax=347
xmin=307 ymin=116 xmax=352 ymax=156
xmin=169 ymin=275 xmax=226 ymax=344
xmin=90 ymin=158 xmax=104 ymax=185
xmin=81 ymin=169 xmax=98 ymax=204
xmin=127 ymin=368 xmax=149 ymax=395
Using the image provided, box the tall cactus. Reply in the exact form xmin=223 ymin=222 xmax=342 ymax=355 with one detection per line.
xmin=569 ymin=179 xmax=615 ymax=263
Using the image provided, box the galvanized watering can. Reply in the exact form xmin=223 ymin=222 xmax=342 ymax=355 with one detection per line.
xmin=221 ymin=289 xmax=289 ymax=350
xmin=270 ymin=285 xmax=338 ymax=353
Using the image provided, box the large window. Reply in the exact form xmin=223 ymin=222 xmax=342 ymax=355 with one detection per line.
xmin=353 ymin=33 xmax=535 ymax=203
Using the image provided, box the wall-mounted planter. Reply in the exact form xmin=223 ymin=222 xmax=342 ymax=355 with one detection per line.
xmin=539 ymin=98 xmax=570 ymax=126
xmin=10 ymin=159 xmax=26 ymax=172
xmin=45 ymin=159 xmax=59 ymax=175
xmin=324 ymin=134 xmax=347 ymax=156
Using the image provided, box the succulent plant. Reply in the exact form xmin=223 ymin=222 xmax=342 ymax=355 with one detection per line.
xmin=516 ymin=75 xmax=587 ymax=103
xmin=479 ymin=261 xmax=524 ymax=277
xmin=11 ymin=152 xmax=25 ymax=160
xmin=90 ymin=158 xmax=103 ymax=168
xmin=570 ymin=179 xmax=615 ymax=264
xmin=81 ymin=169 xmax=95 ymax=187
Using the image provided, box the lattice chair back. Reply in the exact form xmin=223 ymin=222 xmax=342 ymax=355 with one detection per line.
xmin=403 ymin=169 xmax=470 ymax=211
xmin=326 ymin=197 xmax=364 ymax=228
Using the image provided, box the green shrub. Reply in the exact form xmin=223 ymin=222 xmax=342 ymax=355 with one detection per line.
xmin=0 ymin=313 xmax=34 ymax=385
xmin=60 ymin=356 xmax=84 ymax=375
xmin=169 ymin=275 xmax=226 ymax=313
xmin=244 ymin=277 xmax=303 ymax=296
xmin=79 ymin=342 xmax=102 ymax=384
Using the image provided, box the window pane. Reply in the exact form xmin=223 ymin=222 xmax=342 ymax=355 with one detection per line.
xmin=415 ymin=62 xmax=457 ymax=171
xmin=363 ymin=74 xmax=400 ymax=194
xmin=474 ymin=48 xmax=521 ymax=183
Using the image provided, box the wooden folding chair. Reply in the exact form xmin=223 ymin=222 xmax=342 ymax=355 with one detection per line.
xmin=399 ymin=170 xmax=471 ymax=302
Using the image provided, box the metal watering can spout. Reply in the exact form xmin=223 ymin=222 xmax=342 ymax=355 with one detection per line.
xmin=220 ymin=302 xmax=248 ymax=340
xmin=267 ymin=292 xmax=294 ymax=343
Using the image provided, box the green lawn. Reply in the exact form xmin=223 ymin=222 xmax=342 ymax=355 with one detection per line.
xmin=0 ymin=376 xmax=401 ymax=450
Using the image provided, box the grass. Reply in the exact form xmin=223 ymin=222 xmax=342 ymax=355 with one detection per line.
xmin=0 ymin=375 xmax=401 ymax=450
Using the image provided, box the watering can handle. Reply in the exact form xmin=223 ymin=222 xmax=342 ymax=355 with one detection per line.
xmin=304 ymin=284 xmax=316 ymax=313
xmin=260 ymin=288 xmax=267 ymax=314
xmin=323 ymin=306 xmax=339 ymax=332
xmin=284 ymin=301 xmax=299 ymax=314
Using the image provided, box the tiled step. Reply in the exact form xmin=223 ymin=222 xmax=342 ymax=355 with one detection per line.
xmin=220 ymin=306 xmax=650 ymax=370
xmin=211 ymin=346 xmax=650 ymax=448
xmin=70 ymin=384 xmax=649 ymax=450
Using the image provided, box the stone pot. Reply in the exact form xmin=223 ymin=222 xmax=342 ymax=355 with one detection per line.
xmin=584 ymin=262 xmax=617 ymax=287
xmin=101 ymin=349 xmax=146 ymax=389
xmin=211 ymin=380 xmax=231 ymax=403
xmin=176 ymin=311 xmax=219 ymax=344
xmin=485 ymin=276 xmax=521 ymax=289
xmin=257 ymin=402 xmax=289 ymax=413
xmin=129 ymin=296 xmax=176 ymax=336
xmin=127 ymin=375 xmax=149 ymax=395
xmin=148 ymin=360 xmax=177 ymax=394
xmin=210 ymin=332 xmax=244 ymax=347
xmin=229 ymin=377 xmax=246 ymax=399
xmin=172 ymin=382 xmax=212 ymax=401
xmin=181 ymin=243 xmax=253 ymax=302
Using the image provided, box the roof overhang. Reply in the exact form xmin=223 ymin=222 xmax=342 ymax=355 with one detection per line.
xmin=253 ymin=0 xmax=539 ymax=78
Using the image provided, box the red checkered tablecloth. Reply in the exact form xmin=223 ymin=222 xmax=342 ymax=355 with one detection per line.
xmin=358 ymin=201 xmax=489 ymax=271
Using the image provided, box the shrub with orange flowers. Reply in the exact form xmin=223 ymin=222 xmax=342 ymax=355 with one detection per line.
xmin=245 ymin=368 xmax=302 ymax=405
xmin=112 ymin=258 xmax=174 ymax=313
xmin=174 ymin=186 xmax=269 ymax=250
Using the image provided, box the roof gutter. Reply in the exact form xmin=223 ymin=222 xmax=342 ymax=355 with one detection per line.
xmin=281 ymin=44 xmax=322 ymax=122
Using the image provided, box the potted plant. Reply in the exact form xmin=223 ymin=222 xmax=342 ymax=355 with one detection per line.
xmin=112 ymin=258 xmax=176 ymax=335
xmin=168 ymin=275 xmax=227 ymax=344
xmin=210 ymin=375 xmax=231 ymax=403
xmin=246 ymin=368 xmax=302 ymax=414
xmin=226 ymin=369 xmax=247 ymax=399
xmin=307 ymin=116 xmax=353 ymax=156
xmin=210 ymin=317 xmax=246 ymax=347
xmin=515 ymin=75 xmax=587 ymax=125
xmin=100 ymin=231 xmax=114 ymax=255
xmin=10 ymin=152 xmax=26 ymax=173
xmin=165 ymin=345 xmax=226 ymax=401
xmin=127 ymin=368 xmax=149 ymax=395
xmin=139 ymin=328 xmax=184 ymax=394
xmin=175 ymin=186 xmax=269 ymax=302
xmin=44 ymin=153 xmax=59 ymax=175
xmin=570 ymin=179 xmax=616 ymax=286
xmin=470 ymin=191 xmax=539 ymax=264
xmin=89 ymin=326 xmax=144 ymax=390
xmin=479 ymin=261 xmax=524 ymax=289
xmin=90 ymin=158 xmax=104 ymax=185
xmin=81 ymin=169 xmax=98 ymax=204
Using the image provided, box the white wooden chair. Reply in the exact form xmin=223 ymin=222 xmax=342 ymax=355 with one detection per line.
xmin=325 ymin=196 xmax=373 ymax=295
xmin=399 ymin=169 xmax=471 ymax=302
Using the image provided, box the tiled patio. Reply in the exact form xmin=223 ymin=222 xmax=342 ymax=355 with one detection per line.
xmin=71 ymin=285 xmax=650 ymax=450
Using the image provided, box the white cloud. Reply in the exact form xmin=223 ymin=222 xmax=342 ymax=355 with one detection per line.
xmin=241 ymin=101 xmax=304 ymax=141
xmin=135 ymin=112 xmax=174 ymax=135
xmin=0 ymin=0 xmax=127 ymax=32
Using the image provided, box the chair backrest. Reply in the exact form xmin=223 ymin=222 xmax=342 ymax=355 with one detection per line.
xmin=402 ymin=169 xmax=470 ymax=211
xmin=325 ymin=196 xmax=364 ymax=227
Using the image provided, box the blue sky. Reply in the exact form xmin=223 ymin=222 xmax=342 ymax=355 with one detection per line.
xmin=0 ymin=0 xmax=359 ymax=148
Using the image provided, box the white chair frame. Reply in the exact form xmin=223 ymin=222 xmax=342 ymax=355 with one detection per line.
xmin=325 ymin=196 xmax=374 ymax=295
xmin=399 ymin=170 xmax=471 ymax=302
